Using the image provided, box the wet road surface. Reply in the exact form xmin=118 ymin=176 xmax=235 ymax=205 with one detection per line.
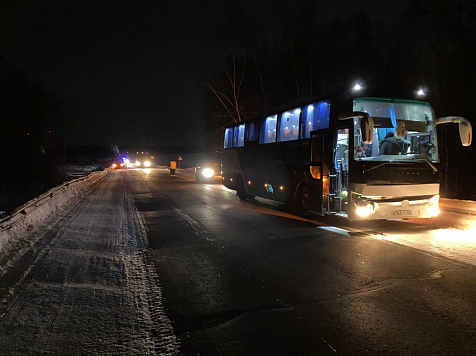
xmin=130 ymin=168 xmax=476 ymax=355
xmin=1 ymin=168 xmax=476 ymax=355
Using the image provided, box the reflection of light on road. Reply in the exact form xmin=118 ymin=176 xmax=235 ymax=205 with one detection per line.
xmin=141 ymin=169 xmax=151 ymax=175
xmin=319 ymin=226 xmax=350 ymax=236
xmin=370 ymin=218 xmax=476 ymax=266
xmin=430 ymin=227 xmax=476 ymax=248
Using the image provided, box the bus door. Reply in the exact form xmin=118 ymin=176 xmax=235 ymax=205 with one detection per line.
xmin=308 ymin=131 xmax=324 ymax=215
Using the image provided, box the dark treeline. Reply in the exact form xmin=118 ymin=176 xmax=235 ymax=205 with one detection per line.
xmin=0 ymin=56 xmax=60 ymax=186
xmin=0 ymin=57 xmax=116 ymax=203
xmin=200 ymin=0 xmax=476 ymax=199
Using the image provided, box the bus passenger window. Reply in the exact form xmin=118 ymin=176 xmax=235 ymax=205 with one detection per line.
xmin=233 ymin=124 xmax=245 ymax=147
xmin=224 ymin=128 xmax=233 ymax=148
xmin=301 ymin=100 xmax=331 ymax=139
xmin=260 ymin=115 xmax=277 ymax=144
xmin=246 ymin=121 xmax=259 ymax=142
xmin=278 ymin=108 xmax=300 ymax=142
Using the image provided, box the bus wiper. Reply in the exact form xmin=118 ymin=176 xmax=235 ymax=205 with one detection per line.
xmin=413 ymin=159 xmax=438 ymax=172
xmin=366 ymin=161 xmax=407 ymax=172
xmin=366 ymin=159 xmax=438 ymax=172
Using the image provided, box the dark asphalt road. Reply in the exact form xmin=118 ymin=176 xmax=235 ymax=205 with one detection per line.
xmin=129 ymin=169 xmax=476 ymax=356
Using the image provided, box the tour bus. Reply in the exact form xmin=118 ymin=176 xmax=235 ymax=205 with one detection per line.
xmin=221 ymin=91 xmax=472 ymax=220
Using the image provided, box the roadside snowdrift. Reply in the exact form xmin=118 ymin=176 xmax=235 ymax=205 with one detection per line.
xmin=0 ymin=170 xmax=108 ymax=259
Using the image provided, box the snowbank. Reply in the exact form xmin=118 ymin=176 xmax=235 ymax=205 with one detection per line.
xmin=0 ymin=170 xmax=108 ymax=257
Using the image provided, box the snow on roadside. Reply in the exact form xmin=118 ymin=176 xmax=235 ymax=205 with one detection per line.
xmin=0 ymin=171 xmax=180 ymax=355
xmin=0 ymin=170 xmax=108 ymax=270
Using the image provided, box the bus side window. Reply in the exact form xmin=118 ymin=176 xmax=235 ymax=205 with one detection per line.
xmin=246 ymin=121 xmax=259 ymax=142
xmin=260 ymin=115 xmax=277 ymax=144
xmin=224 ymin=128 xmax=233 ymax=148
xmin=278 ymin=108 xmax=300 ymax=142
xmin=233 ymin=124 xmax=245 ymax=147
xmin=301 ymin=100 xmax=331 ymax=139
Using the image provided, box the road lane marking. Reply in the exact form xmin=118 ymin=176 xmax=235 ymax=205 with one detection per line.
xmin=172 ymin=208 xmax=215 ymax=242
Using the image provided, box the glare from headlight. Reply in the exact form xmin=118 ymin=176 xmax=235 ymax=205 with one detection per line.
xmin=202 ymin=168 xmax=214 ymax=178
xmin=428 ymin=206 xmax=440 ymax=217
xmin=356 ymin=204 xmax=374 ymax=218
xmin=144 ymin=160 xmax=151 ymax=167
xmin=430 ymin=194 xmax=440 ymax=205
xmin=135 ymin=161 xmax=141 ymax=166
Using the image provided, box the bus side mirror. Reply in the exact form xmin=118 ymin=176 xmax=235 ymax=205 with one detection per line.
xmin=436 ymin=116 xmax=472 ymax=146
xmin=338 ymin=111 xmax=374 ymax=144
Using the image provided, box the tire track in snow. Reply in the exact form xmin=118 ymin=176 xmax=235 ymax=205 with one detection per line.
xmin=0 ymin=171 xmax=180 ymax=355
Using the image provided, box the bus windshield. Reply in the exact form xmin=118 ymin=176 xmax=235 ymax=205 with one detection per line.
xmin=352 ymin=98 xmax=439 ymax=163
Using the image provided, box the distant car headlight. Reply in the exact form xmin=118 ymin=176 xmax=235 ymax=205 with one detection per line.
xmin=135 ymin=161 xmax=141 ymax=166
xmin=144 ymin=160 xmax=151 ymax=167
xmin=202 ymin=168 xmax=214 ymax=178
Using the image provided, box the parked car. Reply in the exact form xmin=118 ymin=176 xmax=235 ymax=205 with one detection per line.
xmin=195 ymin=161 xmax=221 ymax=182
xmin=110 ymin=161 xmax=126 ymax=169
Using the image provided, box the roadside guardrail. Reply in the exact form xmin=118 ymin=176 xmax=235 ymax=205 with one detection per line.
xmin=0 ymin=170 xmax=108 ymax=233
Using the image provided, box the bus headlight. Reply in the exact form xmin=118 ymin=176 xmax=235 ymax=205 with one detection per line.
xmin=428 ymin=194 xmax=440 ymax=217
xmin=135 ymin=161 xmax=141 ymax=166
xmin=356 ymin=204 xmax=374 ymax=217
xmin=202 ymin=168 xmax=214 ymax=178
xmin=144 ymin=160 xmax=151 ymax=167
xmin=428 ymin=206 xmax=440 ymax=217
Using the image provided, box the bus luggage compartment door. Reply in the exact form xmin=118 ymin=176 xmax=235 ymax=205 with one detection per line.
xmin=309 ymin=131 xmax=324 ymax=215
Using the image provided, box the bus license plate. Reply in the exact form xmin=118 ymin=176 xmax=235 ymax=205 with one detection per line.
xmin=391 ymin=210 xmax=412 ymax=217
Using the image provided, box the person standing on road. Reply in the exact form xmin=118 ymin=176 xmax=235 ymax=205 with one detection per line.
xmin=169 ymin=159 xmax=177 ymax=180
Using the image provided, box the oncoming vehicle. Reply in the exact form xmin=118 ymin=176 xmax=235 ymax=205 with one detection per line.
xmin=222 ymin=92 xmax=472 ymax=220
xmin=135 ymin=160 xmax=151 ymax=167
xmin=195 ymin=161 xmax=221 ymax=182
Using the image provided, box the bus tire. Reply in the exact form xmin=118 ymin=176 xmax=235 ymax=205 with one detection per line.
xmin=236 ymin=176 xmax=248 ymax=201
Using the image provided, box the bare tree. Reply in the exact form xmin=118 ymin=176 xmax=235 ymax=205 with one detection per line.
xmin=204 ymin=48 xmax=247 ymax=124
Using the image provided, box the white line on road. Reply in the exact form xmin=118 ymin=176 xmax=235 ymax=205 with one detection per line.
xmin=172 ymin=208 xmax=215 ymax=242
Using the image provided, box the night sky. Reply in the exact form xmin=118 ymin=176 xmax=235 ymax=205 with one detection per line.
xmin=1 ymin=0 xmax=231 ymax=147
xmin=0 ymin=0 xmax=469 ymax=150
